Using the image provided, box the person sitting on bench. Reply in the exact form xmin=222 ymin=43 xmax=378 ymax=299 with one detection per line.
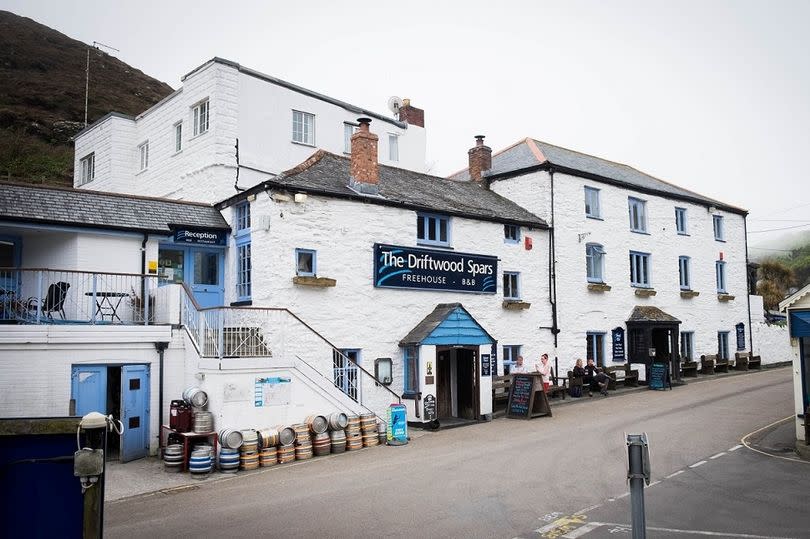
xmin=584 ymin=358 xmax=598 ymax=397
xmin=511 ymin=355 xmax=530 ymax=374
xmin=596 ymin=368 xmax=613 ymax=396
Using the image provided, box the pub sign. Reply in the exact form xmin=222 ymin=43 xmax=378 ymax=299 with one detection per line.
xmin=612 ymin=327 xmax=625 ymax=362
xmin=373 ymin=244 xmax=497 ymax=294
xmin=736 ymin=322 xmax=746 ymax=351
xmin=174 ymin=229 xmax=227 ymax=246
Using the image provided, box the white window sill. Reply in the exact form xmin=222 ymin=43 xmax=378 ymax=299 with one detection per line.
xmin=136 ymin=168 xmax=149 ymax=176
xmin=172 ymin=150 xmax=183 ymax=157
xmin=292 ymin=140 xmax=316 ymax=148
xmin=416 ymin=241 xmax=452 ymax=250
xmin=190 ymin=130 xmax=209 ymax=142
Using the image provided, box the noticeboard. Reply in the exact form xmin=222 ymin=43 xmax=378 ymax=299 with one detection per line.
xmin=612 ymin=327 xmax=626 ymax=362
xmin=735 ymin=322 xmax=746 ymax=351
xmin=386 ymin=404 xmax=408 ymax=443
xmin=507 ymin=374 xmax=552 ymax=419
xmin=423 ymin=394 xmax=437 ymax=421
xmin=649 ymin=363 xmax=668 ymax=390
xmin=481 ymin=354 xmax=491 ymax=377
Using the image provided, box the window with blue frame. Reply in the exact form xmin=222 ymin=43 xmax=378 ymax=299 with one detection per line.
xmin=629 ymin=251 xmax=651 ymax=287
xmin=586 ymin=332 xmax=606 ymax=366
xmin=503 ymin=271 xmax=520 ymax=299
xmin=504 ymin=224 xmax=520 ymax=243
xmin=675 ymin=207 xmax=688 ymax=234
xmin=628 ymin=197 xmax=647 ymax=233
xmin=403 ymin=346 xmax=419 ymax=394
xmin=585 ymin=186 xmax=601 ymax=218
xmin=417 ymin=212 xmax=450 ymax=247
xmin=586 ymin=243 xmax=605 ymax=283
xmin=717 ymin=331 xmax=730 ymax=360
xmin=296 ymin=249 xmax=317 ymax=276
xmin=713 ymin=215 xmax=725 ymax=241
xmin=502 ymin=345 xmax=521 ymax=375
xmin=679 ymin=256 xmax=691 ymax=290
xmin=234 ymin=202 xmax=251 ymax=301
xmin=715 ymin=260 xmax=727 ymax=293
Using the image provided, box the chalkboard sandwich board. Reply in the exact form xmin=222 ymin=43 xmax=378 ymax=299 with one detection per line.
xmin=507 ymin=374 xmax=552 ymax=419
xmin=648 ymin=362 xmax=671 ymax=391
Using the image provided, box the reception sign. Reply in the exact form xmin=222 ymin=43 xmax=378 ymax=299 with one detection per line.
xmin=373 ymin=244 xmax=497 ymax=294
xmin=174 ymin=229 xmax=227 ymax=246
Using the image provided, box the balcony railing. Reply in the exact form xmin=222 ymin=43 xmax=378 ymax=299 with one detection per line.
xmin=0 ymin=268 xmax=169 ymax=325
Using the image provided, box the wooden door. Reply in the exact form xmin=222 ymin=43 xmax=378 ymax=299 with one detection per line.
xmin=437 ymin=349 xmax=452 ymax=418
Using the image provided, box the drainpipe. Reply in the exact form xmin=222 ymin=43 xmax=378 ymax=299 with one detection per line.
xmin=744 ymin=215 xmax=754 ymax=354
xmin=154 ymin=341 xmax=170 ymax=430
xmin=233 ymin=138 xmax=245 ymax=192
xmin=549 ymin=168 xmax=560 ymax=348
xmin=141 ymin=233 xmax=148 ymax=323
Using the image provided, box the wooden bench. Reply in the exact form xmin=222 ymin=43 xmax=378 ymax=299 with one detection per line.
xmin=749 ymin=355 xmax=762 ymax=370
xmin=492 ymin=375 xmax=512 ymax=407
xmin=734 ymin=352 xmax=750 ymax=371
xmin=604 ymin=364 xmax=640 ymax=390
xmin=700 ymin=354 xmax=716 ymax=375
xmin=681 ymin=361 xmax=698 ymax=377
xmin=545 ymin=368 xmax=567 ymax=400
xmin=715 ymin=354 xmax=731 ymax=373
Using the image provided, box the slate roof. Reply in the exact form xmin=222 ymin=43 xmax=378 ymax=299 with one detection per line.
xmin=627 ymin=306 xmax=681 ymax=324
xmin=451 ymin=138 xmax=746 ymax=214
xmin=221 ymin=151 xmax=548 ymax=229
xmin=0 ymin=182 xmax=229 ymax=234
xmin=399 ymin=303 xmax=495 ymax=346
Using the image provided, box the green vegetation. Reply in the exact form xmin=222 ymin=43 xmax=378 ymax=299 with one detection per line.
xmin=0 ymin=129 xmax=73 ymax=185
xmin=756 ymin=242 xmax=810 ymax=309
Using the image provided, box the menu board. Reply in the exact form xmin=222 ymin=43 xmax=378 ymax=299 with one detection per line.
xmin=649 ymin=363 xmax=668 ymax=390
xmin=507 ymin=375 xmax=534 ymax=418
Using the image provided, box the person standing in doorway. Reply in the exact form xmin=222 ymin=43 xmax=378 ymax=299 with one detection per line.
xmin=512 ymin=355 xmax=529 ymax=374
xmin=538 ymin=353 xmax=552 ymax=392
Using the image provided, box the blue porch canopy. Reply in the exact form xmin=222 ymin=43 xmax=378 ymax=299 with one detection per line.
xmin=399 ymin=303 xmax=495 ymax=347
xmin=790 ymin=311 xmax=810 ymax=338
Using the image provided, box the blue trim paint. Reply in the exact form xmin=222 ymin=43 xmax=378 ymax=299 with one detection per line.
xmin=121 ymin=365 xmax=150 ymax=462
xmin=421 ymin=307 xmax=495 ymax=345
xmin=158 ymin=242 xmax=225 ymax=307
xmin=71 ymin=365 xmax=108 ymax=416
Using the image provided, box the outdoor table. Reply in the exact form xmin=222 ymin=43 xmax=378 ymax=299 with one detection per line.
xmin=85 ymin=291 xmax=128 ymax=322
xmin=160 ymin=425 xmax=218 ymax=472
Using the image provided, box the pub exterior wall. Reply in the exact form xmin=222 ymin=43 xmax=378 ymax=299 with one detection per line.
xmin=221 ymin=191 xmax=553 ymax=405
xmin=492 ymin=169 xmax=750 ymax=373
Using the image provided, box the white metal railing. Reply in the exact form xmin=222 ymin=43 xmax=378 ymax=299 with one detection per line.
xmin=0 ymin=268 xmax=169 ymax=325
xmin=177 ymin=286 xmax=400 ymax=413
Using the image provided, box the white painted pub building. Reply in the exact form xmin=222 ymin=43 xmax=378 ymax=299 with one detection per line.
xmin=0 ymin=57 xmax=765 ymax=459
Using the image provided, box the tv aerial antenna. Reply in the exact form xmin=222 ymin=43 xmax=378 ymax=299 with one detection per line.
xmin=84 ymin=41 xmax=120 ymax=127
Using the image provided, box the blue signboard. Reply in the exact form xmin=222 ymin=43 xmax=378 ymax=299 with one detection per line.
xmin=387 ymin=403 xmax=408 ymax=443
xmin=612 ymin=327 xmax=625 ymax=362
xmin=174 ymin=229 xmax=227 ymax=246
xmin=373 ymin=243 xmax=497 ymax=294
xmin=735 ymin=322 xmax=746 ymax=351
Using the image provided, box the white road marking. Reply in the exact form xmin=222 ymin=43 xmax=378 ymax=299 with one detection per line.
xmin=561 ymin=522 xmax=603 ymax=538
xmin=587 ymin=522 xmax=795 ymax=539
xmin=574 ymin=504 xmax=602 ymax=514
xmin=665 ymin=469 xmax=685 ymax=478
xmin=689 ymin=460 xmax=707 ymax=468
xmin=615 ymin=492 xmax=629 ymax=499
xmin=729 ymin=444 xmax=743 ymax=451
xmin=647 ymin=480 xmax=661 ymax=487
xmin=709 ymin=452 xmax=726 ymax=460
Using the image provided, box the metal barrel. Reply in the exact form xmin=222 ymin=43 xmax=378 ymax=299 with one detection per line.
xmin=239 ymin=451 xmax=260 ymax=471
xmin=240 ymin=429 xmax=259 ymax=453
xmin=359 ymin=413 xmax=376 ymax=433
xmin=219 ymin=428 xmax=244 ymax=450
xmin=312 ymin=432 xmax=331 ymax=456
xmin=218 ymin=448 xmax=240 ymax=473
xmin=257 ymin=428 xmax=279 ymax=449
xmin=277 ymin=445 xmax=296 ymax=464
xmin=362 ymin=431 xmax=379 ymax=448
xmin=192 ymin=411 xmax=214 ymax=433
xmin=292 ymin=423 xmax=310 ymax=445
xmin=163 ymin=444 xmax=184 ymax=472
xmin=189 ymin=449 xmax=212 ymax=476
xmin=327 ymin=412 xmax=349 ymax=431
xmin=275 ymin=425 xmax=296 ymax=447
xmin=183 ymin=387 xmax=209 ymax=408
xmin=345 ymin=429 xmax=363 ymax=451
xmin=305 ymin=415 xmax=329 ymax=434
xmin=330 ymin=430 xmax=347 ymax=454
xmin=259 ymin=447 xmax=278 ymax=467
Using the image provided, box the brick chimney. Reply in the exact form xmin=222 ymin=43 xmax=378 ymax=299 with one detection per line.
xmin=398 ymin=98 xmax=424 ymax=127
xmin=468 ymin=135 xmax=492 ymax=182
xmin=349 ymin=117 xmax=379 ymax=194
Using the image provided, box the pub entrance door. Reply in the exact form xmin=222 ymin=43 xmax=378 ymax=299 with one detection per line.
xmin=436 ymin=346 xmax=479 ymax=420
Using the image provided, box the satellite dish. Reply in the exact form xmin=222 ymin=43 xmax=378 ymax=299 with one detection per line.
xmin=388 ymin=96 xmax=404 ymax=116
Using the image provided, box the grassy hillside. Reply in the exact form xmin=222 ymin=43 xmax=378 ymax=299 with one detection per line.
xmin=0 ymin=10 xmax=173 ymax=185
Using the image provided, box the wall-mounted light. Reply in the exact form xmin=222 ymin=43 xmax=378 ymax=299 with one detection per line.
xmin=708 ymin=206 xmax=717 ymax=213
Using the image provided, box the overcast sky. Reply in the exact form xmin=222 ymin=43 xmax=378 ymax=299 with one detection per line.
xmin=3 ymin=0 xmax=809 ymax=251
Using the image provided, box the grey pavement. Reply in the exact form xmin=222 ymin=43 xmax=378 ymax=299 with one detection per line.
xmin=104 ymin=367 xmax=802 ymax=538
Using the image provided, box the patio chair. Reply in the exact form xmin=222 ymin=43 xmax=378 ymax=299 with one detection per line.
xmin=28 ymin=282 xmax=71 ymax=320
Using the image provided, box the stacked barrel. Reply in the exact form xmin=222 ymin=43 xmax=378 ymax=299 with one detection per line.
xmin=218 ymin=428 xmax=243 ymax=473
xmin=257 ymin=428 xmax=279 ymax=467
xmin=328 ymin=412 xmax=348 ymax=453
xmin=360 ymin=413 xmax=378 ymax=448
xmin=276 ymin=425 xmax=296 ymax=464
xmin=240 ymin=429 xmax=260 ymax=471
xmin=345 ymin=415 xmax=362 ymax=451
xmin=293 ymin=423 xmax=312 ymax=460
